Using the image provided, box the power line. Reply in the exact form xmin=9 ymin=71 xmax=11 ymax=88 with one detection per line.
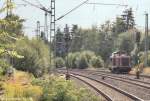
xmin=22 ymin=0 xmax=41 ymax=9
xmin=86 ymin=2 xmax=128 ymax=7
xmin=21 ymin=0 xmax=51 ymax=13
xmin=56 ymin=0 xmax=89 ymax=21
xmin=34 ymin=0 xmax=45 ymax=8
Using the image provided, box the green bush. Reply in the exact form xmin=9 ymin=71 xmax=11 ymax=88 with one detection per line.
xmin=81 ymin=51 xmax=95 ymax=63
xmin=66 ymin=52 xmax=80 ymax=68
xmin=32 ymin=76 xmax=101 ymax=101
xmin=76 ymin=54 xmax=89 ymax=69
xmin=66 ymin=51 xmax=104 ymax=69
xmin=0 ymin=59 xmax=10 ymax=75
xmin=13 ymin=38 xmax=51 ymax=77
xmin=139 ymin=51 xmax=150 ymax=66
xmin=90 ymin=56 xmax=104 ymax=68
xmin=55 ymin=57 xmax=65 ymax=68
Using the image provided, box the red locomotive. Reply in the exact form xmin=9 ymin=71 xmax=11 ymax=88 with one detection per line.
xmin=109 ymin=51 xmax=131 ymax=73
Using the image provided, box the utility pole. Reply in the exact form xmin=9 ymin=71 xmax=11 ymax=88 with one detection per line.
xmin=144 ymin=13 xmax=149 ymax=67
xmin=50 ymin=0 xmax=56 ymax=68
xmin=36 ymin=21 xmax=40 ymax=39
xmin=64 ymin=24 xmax=71 ymax=80
xmin=44 ymin=12 xmax=48 ymax=41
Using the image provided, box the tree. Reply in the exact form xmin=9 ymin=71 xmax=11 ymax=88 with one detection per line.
xmin=112 ymin=17 xmax=126 ymax=34
xmin=112 ymin=8 xmax=135 ymax=34
xmin=13 ymin=38 xmax=50 ymax=77
xmin=0 ymin=4 xmax=23 ymax=75
xmin=122 ymin=8 xmax=135 ymax=30
xmin=69 ymin=25 xmax=82 ymax=52
xmin=117 ymin=32 xmax=134 ymax=54
xmin=3 ymin=14 xmax=25 ymax=36
xmin=140 ymin=36 xmax=150 ymax=51
xmin=98 ymin=30 xmax=114 ymax=62
xmin=55 ymin=28 xmax=65 ymax=57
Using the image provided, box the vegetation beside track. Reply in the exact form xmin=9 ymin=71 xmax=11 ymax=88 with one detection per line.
xmin=0 ymin=70 xmax=101 ymax=101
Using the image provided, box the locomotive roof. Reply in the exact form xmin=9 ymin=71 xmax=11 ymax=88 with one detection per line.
xmin=110 ymin=51 xmax=130 ymax=58
xmin=112 ymin=50 xmax=126 ymax=54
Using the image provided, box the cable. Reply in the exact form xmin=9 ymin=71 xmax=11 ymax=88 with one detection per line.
xmin=35 ymin=0 xmax=44 ymax=8
xmin=22 ymin=0 xmax=41 ymax=9
xmin=21 ymin=0 xmax=51 ymax=13
xmin=86 ymin=3 xmax=128 ymax=7
xmin=56 ymin=0 xmax=89 ymax=21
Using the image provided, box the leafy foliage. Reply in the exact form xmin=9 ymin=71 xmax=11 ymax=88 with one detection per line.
xmin=140 ymin=36 xmax=150 ymax=51
xmin=13 ymin=38 xmax=50 ymax=77
xmin=0 ymin=7 xmax=24 ymax=75
xmin=90 ymin=56 xmax=104 ymax=68
xmin=139 ymin=51 xmax=150 ymax=66
xmin=0 ymin=59 xmax=10 ymax=75
xmin=55 ymin=57 xmax=65 ymax=68
xmin=116 ymin=32 xmax=134 ymax=54
xmin=66 ymin=51 xmax=104 ymax=69
xmin=32 ymin=75 xmax=101 ymax=101
xmin=0 ymin=71 xmax=42 ymax=101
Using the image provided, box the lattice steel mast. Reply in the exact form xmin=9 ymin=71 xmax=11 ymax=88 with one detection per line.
xmin=50 ymin=0 xmax=56 ymax=67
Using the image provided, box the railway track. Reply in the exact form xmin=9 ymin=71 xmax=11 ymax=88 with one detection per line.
xmin=68 ymin=70 xmax=150 ymax=100
xmin=57 ymin=69 xmax=150 ymax=100
xmin=75 ymin=69 xmax=150 ymax=89
xmin=92 ymin=72 xmax=150 ymax=89
xmin=69 ymin=73 xmax=144 ymax=101
xmin=71 ymin=74 xmax=112 ymax=101
xmin=82 ymin=69 xmax=150 ymax=84
xmin=85 ymin=69 xmax=150 ymax=79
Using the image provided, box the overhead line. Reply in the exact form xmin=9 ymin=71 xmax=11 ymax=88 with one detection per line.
xmin=86 ymin=2 xmax=128 ymax=7
xmin=22 ymin=0 xmax=41 ymax=9
xmin=35 ymin=0 xmax=45 ymax=8
xmin=56 ymin=0 xmax=89 ymax=21
xmin=21 ymin=0 xmax=51 ymax=13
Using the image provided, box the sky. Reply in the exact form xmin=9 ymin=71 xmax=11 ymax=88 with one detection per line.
xmin=1 ymin=0 xmax=150 ymax=37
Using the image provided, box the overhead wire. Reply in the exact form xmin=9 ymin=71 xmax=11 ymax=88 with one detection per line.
xmin=86 ymin=2 xmax=128 ymax=7
xmin=34 ymin=0 xmax=44 ymax=8
xmin=21 ymin=0 xmax=51 ymax=13
xmin=56 ymin=0 xmax=89 ymax=21
xmin=21 ymin=0 xmax=41 ymax=9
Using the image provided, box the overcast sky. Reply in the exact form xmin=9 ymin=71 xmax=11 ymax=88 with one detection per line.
xmin=1 ymin=0 xmax=150 ymax=37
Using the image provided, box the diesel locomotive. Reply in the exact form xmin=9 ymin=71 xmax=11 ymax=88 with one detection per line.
xmin=109 ymin=51 xmax=131 ymax=73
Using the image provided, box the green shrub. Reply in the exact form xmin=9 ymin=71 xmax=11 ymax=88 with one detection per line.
xmin=139 ymin=51 xmax=150 ymax=66
xmin=55 ymin=57 xmax=65 ymax=68
xmin=66 ymin=51 xmax=104 ymax=69
xmin=32 ymin=76 xmax=101 ymax=101
xmin=13 ymin=38 xmax=51 ymax=77
xmin=76 ymin=54 xmax=89 ymax=69
xmin=66 ymin=52 xmax=80 ymax=68
xmin=0 ymin=59 xmax=10 ymax=75
xmin=90 ymin=56 xmax=104 ymax=68
xmin=82 ymin=51 xmax=95 ymax=63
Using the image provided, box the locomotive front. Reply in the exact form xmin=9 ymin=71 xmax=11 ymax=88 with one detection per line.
xmin=110 ymin=51 xmax=131 ymax=73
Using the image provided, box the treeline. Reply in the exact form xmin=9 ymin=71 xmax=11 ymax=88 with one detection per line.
xmin=55 ymin=8 xmax=137 ymax=68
